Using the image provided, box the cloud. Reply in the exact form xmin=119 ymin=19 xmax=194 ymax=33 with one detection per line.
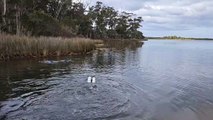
xmin=79 ymin=0 xmax=213 ymax=38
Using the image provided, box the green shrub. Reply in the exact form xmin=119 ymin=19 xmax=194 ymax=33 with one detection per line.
xmin=23 ymin=11 xmax=73 ymax=37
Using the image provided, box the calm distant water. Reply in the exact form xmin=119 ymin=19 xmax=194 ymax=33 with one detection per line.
xmin=1 ymin=40 xmax=213 ymax=120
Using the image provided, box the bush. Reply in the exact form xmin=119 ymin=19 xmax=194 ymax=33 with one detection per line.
xmin=23 ymin=11 xmax=73 ymax=37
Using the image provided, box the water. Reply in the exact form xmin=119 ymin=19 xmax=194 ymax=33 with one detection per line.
xmin=1 ymin=40 xmax=213 ymax=120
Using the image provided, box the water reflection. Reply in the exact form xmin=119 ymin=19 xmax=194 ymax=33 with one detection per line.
xmin=1 ymin=40 xmax=213 ymax=120
xmin=0 ymin=42 xmax=143 ymax=120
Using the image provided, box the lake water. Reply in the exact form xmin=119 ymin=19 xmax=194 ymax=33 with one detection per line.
xmin=1 ymin=40 xmax=213 ymax=120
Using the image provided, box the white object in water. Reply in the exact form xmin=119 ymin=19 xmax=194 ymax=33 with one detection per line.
xmin=87 ymin=76 xmax=92 ymax=83
xmin=92 ymin=77 xmax=96 ymax=83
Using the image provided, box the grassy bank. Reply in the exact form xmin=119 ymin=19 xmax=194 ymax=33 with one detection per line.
xmin=0 ymin=34 xmax=101 ymax=60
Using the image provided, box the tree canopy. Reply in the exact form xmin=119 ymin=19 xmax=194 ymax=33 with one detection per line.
xmin=0 ymin=0 xmax=144 ymax=39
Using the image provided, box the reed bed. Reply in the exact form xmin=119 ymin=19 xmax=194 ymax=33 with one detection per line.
xmin=0 ymin=34 xmax=100 ymax=60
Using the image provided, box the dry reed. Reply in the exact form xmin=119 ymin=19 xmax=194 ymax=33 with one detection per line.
xmin=0 ymin=34 xmax=100 ymax=60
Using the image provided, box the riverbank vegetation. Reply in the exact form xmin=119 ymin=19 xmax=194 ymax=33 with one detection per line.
xmin=0 ymin=0 xmax=144 ymax=40
xmin=103 ymin=39 xmax=144 ymax=50
xmin=0 ymin=0 xmax=144 ymax=60
xmin=0 ymin=34 xmax=100 ymax=60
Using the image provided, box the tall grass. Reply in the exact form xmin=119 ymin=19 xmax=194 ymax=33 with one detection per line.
xmin=0 ymin=34 xmax=100 ymax=60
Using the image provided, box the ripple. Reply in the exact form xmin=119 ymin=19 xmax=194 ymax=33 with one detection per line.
xmin=3 ymin=78 xmax=148 ymax=120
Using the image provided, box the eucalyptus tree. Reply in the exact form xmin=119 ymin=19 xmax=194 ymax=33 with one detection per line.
xmin=88 ymin=2 xmax=120 ymax=39
xmin=0 ymin=0 xmax=144 ymax=39
xmin=88 ymin=1 xmax=105 ymax=39
xmin=0 ymin=0 xmax=51 ymax=35
xmin=115 ymin=12 xmax=133 ymax=39
xmin=128 ymin=17 xmax=143 ymax=39
xmin=2 ymin=0 xmax=6 ymax=28
xmin=104 ymin=7 xmax=118 ymax=39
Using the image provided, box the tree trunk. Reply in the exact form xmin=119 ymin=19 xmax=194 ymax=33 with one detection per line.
xmin=3 ymin=0 xmax=6 ymax=25
xmin=15 ymin=4 xmax=21 ymax=36
xmin=56 ymin=3 xmax=63 ymax=19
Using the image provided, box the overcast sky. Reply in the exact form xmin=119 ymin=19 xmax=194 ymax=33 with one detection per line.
xmin=77 ymin=0 xmax=213 ymax=38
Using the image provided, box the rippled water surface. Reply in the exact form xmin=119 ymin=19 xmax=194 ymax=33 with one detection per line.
xmin=1 ymin=40 xmax=213 ymax=120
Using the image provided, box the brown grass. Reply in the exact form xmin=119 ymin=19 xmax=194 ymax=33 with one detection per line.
xmin=0 ymin=34 xmax=101 ymax=60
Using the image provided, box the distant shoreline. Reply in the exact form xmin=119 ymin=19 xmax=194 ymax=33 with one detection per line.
xmin=146 ymin=37 xmax=213 ymax=40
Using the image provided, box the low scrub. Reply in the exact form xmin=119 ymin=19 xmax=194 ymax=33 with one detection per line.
xmin=103 ymin=39 xmax=144 ymax=49
xmin=0 ymin=34 xmax=99 ymax=60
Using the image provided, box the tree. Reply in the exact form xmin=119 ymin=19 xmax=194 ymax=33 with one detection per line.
xmin=88 ymin=1 xmax=105 ymax=39
xmin=115 ymin=12 xmax=133 ymax=39
xmin=128 ymin=17 xmax=143 ymax=39
xmin=0 ymin=0 xmax=144 ymax=39
xmin=3 ymin=0 xmax=6 ymax=26
xmin=25 ymin=11 xmax=62 ymax=36
xmin=0 ymin=0 xmax=6 ymax=32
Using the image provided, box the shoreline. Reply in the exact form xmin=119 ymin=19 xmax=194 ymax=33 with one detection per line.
xmin=146 ymin=37 xmax=213 ymax=41
xmin=0 ymin=34 xmax=144 ymax=61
